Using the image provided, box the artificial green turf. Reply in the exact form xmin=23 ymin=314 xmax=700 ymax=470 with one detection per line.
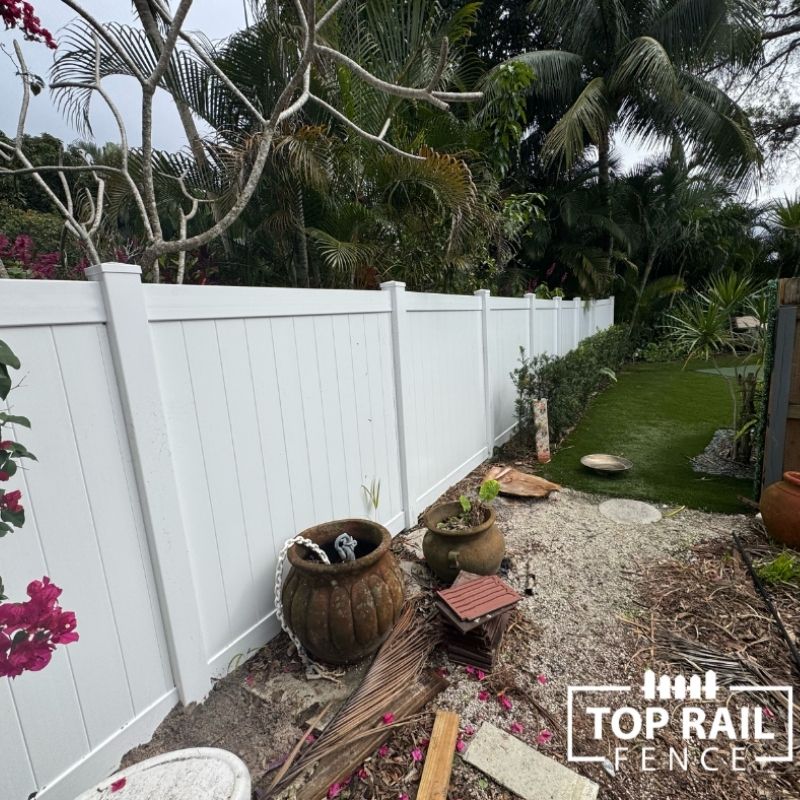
xmin=541 ymin=359 xmax=753 ymax=514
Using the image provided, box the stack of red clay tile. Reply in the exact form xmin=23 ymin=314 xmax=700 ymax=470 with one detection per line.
xmin=435 ymin=572 xmax=522 ymax=671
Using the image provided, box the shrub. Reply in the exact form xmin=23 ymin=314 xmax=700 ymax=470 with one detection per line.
xmin=512 ymin=325 xmax=631 ymax=444
xmin=635 ymin=338 xmax=685 ymax=363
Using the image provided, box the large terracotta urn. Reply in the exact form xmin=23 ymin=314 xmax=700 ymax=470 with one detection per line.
xmin=761 ymin=472 xmax=800 ymax=548
xmin=281 ymin=519 xmax=405 ymax=664
xmin=421 ymin=502 xmax=505 ymax=584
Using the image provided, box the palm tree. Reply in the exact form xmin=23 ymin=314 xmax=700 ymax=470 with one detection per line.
xmin=508 ymin=0 xmax=763 ymax=234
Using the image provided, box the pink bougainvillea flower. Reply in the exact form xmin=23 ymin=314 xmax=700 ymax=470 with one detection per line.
xmin=455 ymin=739 xmax=465 ymax=753
xmin=420 ymin=738 xmax=430 ymax=748
xmin=357 ymin=767 xmax=369 ymax=780
xmin=510 ymin=722 xmax=524 ymax=734
xmin=110 ymin=778 xmax=126 ymax=793
xmin=763 ymin=707 xmax=775 ymax=719
xmin=498 ymin=694 xmax=513 ymax=711
xmin=399 ymin=794 xmax=409 ymax=800
xmin=411 ymin=747 xmax=423 ymax=763
xmin=377 ymin=744 xmax=390 ymax=758
xmin=244 ymin=674 xmax=254 ymax=686
xmin=0 ymin=471 xmax=9 ymax=482
xmin=536 ymin=729 xmax=553 ymax=745
xmin=463 ymin=724 xmax=475 ymax=737
xmin=306 ymin=732 xmax=317 ymax=744
xmin=475 ymin=669 xmax=486 ymax=681
xmin=434 ymin=666 xmax=449 ymax=678
xmin=0 ymin=441 xmax=14 ymax=449
xmin=477 ymin=690 xmax=490 ymax=702
xmin=536 ymin=674 xmax=548 ymax=685
xmin=465 ymin=665 xmax=475 ymax=675
xmin=327 ymin=781 xmax=342 ymax=798
xmin=0 ymin=489 xmax=23 ymax=512
xmin=382 ymin=712 xmax=395 ymax=725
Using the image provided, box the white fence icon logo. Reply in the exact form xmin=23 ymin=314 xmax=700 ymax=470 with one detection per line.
xmin=642 ymin=669 xmax=718 ymax=702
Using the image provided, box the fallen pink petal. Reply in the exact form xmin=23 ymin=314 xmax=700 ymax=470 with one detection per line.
xmin=763 ymin=707 xmax=775 ymax=719
xmin=537 ymin=674 xmax=548 ymax=685
xmin=378 ymin=744 xmax=390 ymax=758
xmin=306 ymin=732 xmax=317 ymax=743
xmin=477 ymin=689 xmax=490 ymax=701
xmin=510 ymin=721 xmax=524 ymax=734
xmin=463 ymin=724 xmax=475 ymax=736
xmin=476 ymin=669 xmax=486 ymax=681
xmin=411 ymin=747 xmax=424 ymax=762
xmin=110 ymin=778 xmax=126 ymax=793
xmin=357 ymin=767 xmax=369 ymax=780
xmin=499 ymin=694 xmax=513 ymax=711
xmin=465 ymin=665 xmax=475 ymax=675
xmin=244 ymin=674 xmax=254 ymax=686
xmin=536 ymin=729 xmax=553 ymax=745
xmin=382 ymin=712 xmax=395 ymax=725
xmin=456 ymin=739 xmax=465 ymax=753
xmin=327 ymin=782 xmax=342 ymax=798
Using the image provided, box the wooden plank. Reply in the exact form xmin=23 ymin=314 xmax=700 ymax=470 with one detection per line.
xmin=416 ymin=710 xmax=460 ymax=800
xmin=780 ymin=277 xmax=800 ymax=305
xmin=763 ymin=305 xmax=798 ymax=488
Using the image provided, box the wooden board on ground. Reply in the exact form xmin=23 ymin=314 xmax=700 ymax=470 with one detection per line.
xmin=485 ymin=465 xmax=560 ymax=498
xmin=416 ymin=710 xmax=460 ymax=800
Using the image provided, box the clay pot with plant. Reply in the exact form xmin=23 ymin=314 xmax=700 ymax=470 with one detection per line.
xmin=422 ymin=479 xmax=505 ymax=584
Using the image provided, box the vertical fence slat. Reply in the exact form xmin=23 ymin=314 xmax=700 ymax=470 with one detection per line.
xmin=381 ymin=281 xmax=417 ymax=527
xmin=85 ymin=264 xmax=208 ymax=703
xmin=475 ymin=290 xmax=494 ymax=453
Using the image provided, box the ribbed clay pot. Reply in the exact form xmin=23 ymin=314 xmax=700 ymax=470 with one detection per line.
xmin=761 ymin=472 xmax=800 ymax=549
xmin=281 ymin=519 xmax=405 ymax=664
xmin=421 ymin=502 xmax=505 ymax=584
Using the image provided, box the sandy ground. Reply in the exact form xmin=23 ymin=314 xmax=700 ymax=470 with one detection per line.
xmin=122 ymin=477 xmax=760 ymax=799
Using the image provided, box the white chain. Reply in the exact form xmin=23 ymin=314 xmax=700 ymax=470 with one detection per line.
xmin=274 ymin=536 xmax=340 ymax=681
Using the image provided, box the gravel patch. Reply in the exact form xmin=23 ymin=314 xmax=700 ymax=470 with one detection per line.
xmin=691 ymin=428 xmax=754 ymax=480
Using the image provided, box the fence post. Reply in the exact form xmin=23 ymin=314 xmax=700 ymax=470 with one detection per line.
xmin=552 ymin=296 xmax=562 ymax=355
xmin=475 ymin=289 xmax=494 ymax=456
xmin=524 ymin=292 xmax=536 ymax=357
xmin=86 ymin=263 xmax=209 ymax=704
xmin=573 ymin=296 xmax=582 ymax=348
xmin=381 ymin=281 xmax=417 ymax=529
xmin=589 ymin=298 xmax=597 ymax=335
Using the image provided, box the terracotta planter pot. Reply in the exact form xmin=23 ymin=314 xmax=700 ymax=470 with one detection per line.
xmin=281 ymin=519 xmax=405 ymax=664
xmin=761 ymin=472 xmax=800 ymax=549
xmin=421 ymin=502 xmax=505 ymax=584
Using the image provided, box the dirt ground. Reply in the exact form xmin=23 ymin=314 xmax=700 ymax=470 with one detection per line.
xmin=122 ymin=468 xmax=799 ymax=800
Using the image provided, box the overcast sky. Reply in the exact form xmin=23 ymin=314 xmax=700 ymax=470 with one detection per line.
xmin=0 ymin=0 xmax=795 ymax=200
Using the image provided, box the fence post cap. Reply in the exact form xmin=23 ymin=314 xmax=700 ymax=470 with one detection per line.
xmin=379 ymin=280 xmax=406 ymax=290
xmin=473 ymin=288 xmax=491 ymax=297
xmin=85 ymin=262 xmax=143 ymax=279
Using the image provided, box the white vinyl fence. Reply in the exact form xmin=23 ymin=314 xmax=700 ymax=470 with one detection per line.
xmin=0 ymin=266 xmax=613 ymax=800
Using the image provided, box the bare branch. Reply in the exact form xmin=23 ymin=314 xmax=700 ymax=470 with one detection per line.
xmin=308 ymin=94 xmax=425 ymax=160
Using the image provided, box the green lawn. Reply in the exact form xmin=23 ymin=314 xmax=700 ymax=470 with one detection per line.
xmin=541 ymin=359 xmax=753 ymax=514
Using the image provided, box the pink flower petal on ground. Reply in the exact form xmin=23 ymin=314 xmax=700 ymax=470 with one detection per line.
xmin=510 ymin=722 xmax=524 ymax=734
xmin=465 ymin=665 xmax=475 ymax=675
xmin=455 ymin=739 xmax=465 ymax=753
xmin=476 ymin=669 xmax=486 ymax=681
xmin=536 ymin=729 xmax=553 ymax=745
xmin=435 ymin=666 xmax=449 ymax=678
xmin=420 ymin=738 xmax=430 ymax=748
xmin=763 ymin=707 xmax=775 ymax=719
xmin=399 ymin=795 xmax=409 ymax=800
xmin=536 ymin=674 xmax=548 ymax=685
xmin=411 ymin=747 xmax=424 ymax=762
xmin=245 ymin=674 xmax=255 ymax=686
xmin=110 ymin=778 xmax=126 ymax=793
xmin=463 ymin=724 xmax=475 ymax=736
xmin=477 ymin=690 xmax=490 ymax=702
xmin=499 ymin=694 xmax=513 ymax=711
xmin=327 ymin=782 xmax=342 ymax=798
xmin=378 ymin=744 xmax=390 ymax=758
xmin=306 ymin=732 xmax=317 ymax=743
xmin=357 ymin=767 xmax=369 ymax=780
xmin=382 ymin=712 xmax=395 ymax=724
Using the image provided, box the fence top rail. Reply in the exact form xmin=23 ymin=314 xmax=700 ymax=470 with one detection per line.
xmin=405 ymin=292 xmax=481 ymax=312
xmin=0 ymin=279 xmax=106 ymax=326
xmin=143 ymin=284 xmax=392 ymax=321
xmin=488 ymin=297 xmax=529 ymax=311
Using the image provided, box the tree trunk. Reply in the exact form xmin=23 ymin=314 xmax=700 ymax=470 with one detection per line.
xmin=630 ymin=253 xmax=655 ymax=329
xmin=597 ymin=129 xmax=614 ymax=294
xmin=0 ymin=257 xmax=9 ymax=279
xmin=294 ymin=185 xmax=310 ymax=287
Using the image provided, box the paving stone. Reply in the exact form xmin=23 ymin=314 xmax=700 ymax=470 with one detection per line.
xmin=76 ymin=748 xmax=250 ymax=800
xmin=462 ymin=723 xmax=599 ymax=800
xmin=598 ymin=498 xmax=662 ymax=524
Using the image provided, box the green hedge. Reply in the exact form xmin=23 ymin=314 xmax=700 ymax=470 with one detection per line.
xmin=511 ymin=324 xmax=631 ymax=444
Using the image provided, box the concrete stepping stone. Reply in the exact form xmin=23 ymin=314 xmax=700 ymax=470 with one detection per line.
xmin=598 ymin=498 xmax=662 ymax=524
xmin=463 ymin=723 xmax=598 ymax=800
xmin=75 ymin=748 xmax=250 ymax=800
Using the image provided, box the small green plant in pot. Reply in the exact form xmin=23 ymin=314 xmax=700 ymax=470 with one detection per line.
xmin=421 ymin=479 xmax=505 ymax=583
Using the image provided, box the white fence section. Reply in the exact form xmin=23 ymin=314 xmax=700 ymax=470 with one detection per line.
xmin=0 ymin=268 xmax=613 ymax=800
